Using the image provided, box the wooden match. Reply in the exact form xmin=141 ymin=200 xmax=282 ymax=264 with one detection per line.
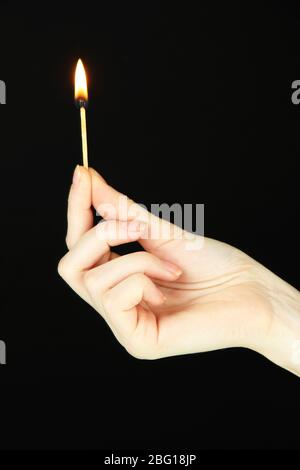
xmin=80 ymin=106 xmax=88 ymax=168
xmin=75 ymin=58 xmax=89 ymax=168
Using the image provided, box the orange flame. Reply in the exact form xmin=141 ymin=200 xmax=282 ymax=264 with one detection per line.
xmin=75 ymin=59 xmax=88 ymax=101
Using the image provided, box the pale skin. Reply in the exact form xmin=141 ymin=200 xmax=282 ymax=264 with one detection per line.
xmin=58 ymin=166 xmax=300 ymax=377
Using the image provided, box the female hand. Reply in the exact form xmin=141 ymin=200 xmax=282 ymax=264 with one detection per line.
xmin=58 ymin=166 xmax=300 ymax=377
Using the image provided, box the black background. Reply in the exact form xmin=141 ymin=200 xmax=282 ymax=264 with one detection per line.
xmin=0 ymin=0 xmax=300 ymax=450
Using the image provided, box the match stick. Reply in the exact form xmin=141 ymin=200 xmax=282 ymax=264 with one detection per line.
xmin=80 ymin=106 xmax=88 ymax=168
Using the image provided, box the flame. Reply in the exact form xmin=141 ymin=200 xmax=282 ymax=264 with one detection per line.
xmin=75 ymin=59 xmax=88 ymax=101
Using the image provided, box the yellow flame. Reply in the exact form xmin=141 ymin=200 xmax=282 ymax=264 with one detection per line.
xmin=75 ymin=59 xmax=88 ymax=101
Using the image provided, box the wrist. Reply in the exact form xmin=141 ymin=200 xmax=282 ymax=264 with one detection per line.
xmin=249 ymin=266 xmax=300 ymax=377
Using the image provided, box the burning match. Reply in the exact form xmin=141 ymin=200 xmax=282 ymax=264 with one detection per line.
xmin=75 ymin=59 xmax=89 ymax=168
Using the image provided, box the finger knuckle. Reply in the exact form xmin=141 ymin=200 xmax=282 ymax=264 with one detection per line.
xmin=124 ymin=339 xmax=158 ymax=360
xmin=65 ymin=235 xmax=71 ymax=250
xmin=131 ymin=272 xmax=147 ymax=286
xmin=57 ymin=256 xmax=69 ymax=279
xmin=125 ymin=342 xmax=145 ymax=359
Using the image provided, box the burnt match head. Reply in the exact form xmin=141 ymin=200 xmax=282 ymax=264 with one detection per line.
xmin=75 ymin=98 xmax=88 ymax=109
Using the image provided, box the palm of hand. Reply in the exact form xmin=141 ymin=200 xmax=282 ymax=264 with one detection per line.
xmin=130 ymin=236 xmax=271 ymax=359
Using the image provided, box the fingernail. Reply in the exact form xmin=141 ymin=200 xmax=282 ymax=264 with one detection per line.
xmin=162 ymin=260 xmax=182 ymax=277
xmin=72 ymin=165 xmax=81 ymax=187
